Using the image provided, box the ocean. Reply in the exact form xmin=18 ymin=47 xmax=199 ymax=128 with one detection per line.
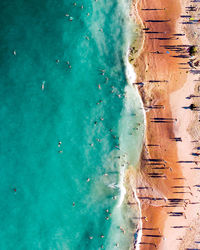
xmin=0 ymin=0 xmax=144 ymax=249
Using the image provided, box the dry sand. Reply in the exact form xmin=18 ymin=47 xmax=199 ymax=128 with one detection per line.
xmin=129 ymin=0 xmax=200 ymax=249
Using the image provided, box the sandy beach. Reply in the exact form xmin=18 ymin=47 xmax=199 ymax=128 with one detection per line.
xmin=130 ymin=0 xmax=200 ymax=249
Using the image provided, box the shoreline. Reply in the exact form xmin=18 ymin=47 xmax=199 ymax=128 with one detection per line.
xmin=129 ymin=0 xmax=200 ymax=249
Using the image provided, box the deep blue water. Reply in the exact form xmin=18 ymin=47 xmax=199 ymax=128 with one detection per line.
xmin=0 ymin=0 xmax=144 ymax=249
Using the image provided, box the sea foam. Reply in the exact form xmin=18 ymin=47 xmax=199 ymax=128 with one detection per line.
xmin=105 ymin=13 xmax=145 ymax=249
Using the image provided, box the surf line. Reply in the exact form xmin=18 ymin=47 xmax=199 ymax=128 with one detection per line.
xmin=125 ymin=43 xmax=146 ymax=249
xmin=116 ymin=49 xmax=137 ymax=208
xmin=115 ymin=40 xmax=146 ymax=248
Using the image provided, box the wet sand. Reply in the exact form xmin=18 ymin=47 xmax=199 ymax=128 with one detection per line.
xmin=129 ymin=0 xmax=200 ymax=249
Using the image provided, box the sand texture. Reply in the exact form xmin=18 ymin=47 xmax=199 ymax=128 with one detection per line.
xmin=130 ymin=0 xmax=200 ymax=249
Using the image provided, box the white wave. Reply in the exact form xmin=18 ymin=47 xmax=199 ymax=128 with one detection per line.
xmin=105 ymin=0 xmax=145 ymax=249
xmin=116 ymin=44 xmax=145 ymax=208
xmin=125 ymin=51 xmax=137 ymax=85
xmin=108 ymin=183 xmax=119 ymax=189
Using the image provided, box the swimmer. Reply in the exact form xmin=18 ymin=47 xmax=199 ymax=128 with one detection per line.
xmin=87 ymin=13 xmax=90 ymax=16
xmin=98 ymin=84 xmax=101 ymax=89
xmin=41 ymin=81 xmax=45 ymax=91
xmin=100 ymin=235 xmax=104 ymax=238
xmin=69 ymin=17 xmax=73 ymax=21
xmin=105 ymin=209 xmax=109 ymax=213
xmin=56 ymin=59 xmax=60 ymax=63
xmin=100 ymin=117 xmax=104 ymax=121
xmin=115 ymin=243 xmax=119 ymax=248
xmin=85 ymin=36 xmax=90 ymax=40
xmin=73 ymin=202 xmax=75 ymax=206
xmin=104 ymin=173 xmax=108 ymax=176
xmin=73 ymin=2 xmax=76 ymax=6
xmin=120 ymin=226 xmax=125 ymax=234
xmin=90 ymin=143 xmax=94 ymax=147
xmin=13 ymin=50 xmax=16 ymax=56
xmin=86 ymin=178 xmax=90 ymax=182
xmin=89 ymin=236 xmax=93 ymax=240
xmin=96 ymin=100 xmax=102 ymax=105
xmin=58 ymin=150 xmax=63 ymax=153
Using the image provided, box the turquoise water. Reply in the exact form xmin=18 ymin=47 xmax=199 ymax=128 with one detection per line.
xmin=0 ymin=0 xmax=144 ymax=249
